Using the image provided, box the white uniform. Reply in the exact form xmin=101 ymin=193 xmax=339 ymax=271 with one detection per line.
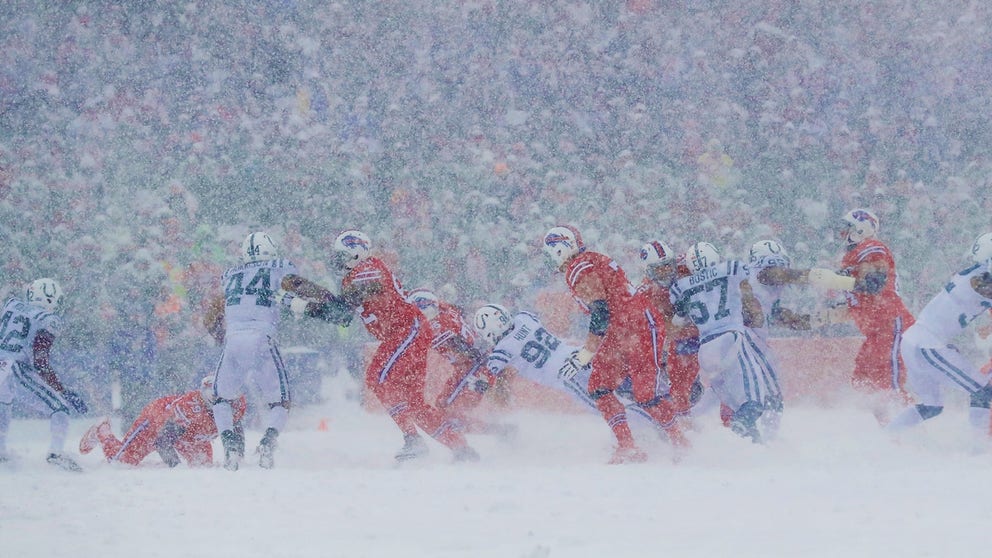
xmin=670 ymin=261 xmax=782 ymax=429
xmin=899 ymin=264 xmax=992 ymax=407
xmin=483 ymin=312 xmax=658 ymax=429
xmin=0 ymin=298 xmax=69 ymax=413
xmin=213 ymin=259 xmax=297 ymax=408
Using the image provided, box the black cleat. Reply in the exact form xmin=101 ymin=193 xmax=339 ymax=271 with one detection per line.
xmin=221 ymin=429 xmax=245 ymax=471
xmin=257 ymin=427 xmax=279 ymax=469
xmin=47 ymin=453 xmax=83 ymax=472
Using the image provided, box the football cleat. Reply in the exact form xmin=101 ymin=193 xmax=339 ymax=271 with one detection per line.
xmin=221 ymin=429 xmax=245 ymax=471
xmin=608 ymin=445 xmax=648 ymax=465
xmin=78 ymin=417 xmax=111 ymax=455
xmin=452 ymin=445 xmax=480 ymax=463
xmin=257 ymin=427 xmax=279 ymax=469
xmin=47 ymin=453 xmax=83 ymax=472
xmin=394 ymin=433 xmax=429 ymax=462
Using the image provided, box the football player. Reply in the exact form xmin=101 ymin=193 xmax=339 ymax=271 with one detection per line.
xmin=669 ymin=242 xmax=781 ymax=442
xmin=79 ymin=377 xmax=247 ymax=467
xmin=637 ymin=240 xmax=703 ymax=416
xmin=0 ymin=278 xmax=87 ymax=471
xmin=292 ymin=230 xmax=478 ymax=463
xmin=887 ymin=233 xmax=992 ymax=438
xmin=473 ymin=304 xmax=666 ymax=440
xmin=204 ymin=231 xmax=335 ymax=471
xmin=542 ymin=225 xmax=687 ymax=464
xmin=811 ymin=209 xmax=916 ymax=400
xmin=406 ymin=288 xmax=504 ymax=436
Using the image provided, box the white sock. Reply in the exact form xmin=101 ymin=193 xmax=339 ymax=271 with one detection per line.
xmin=212 ymin=401 xmax=234 ymax=433
xmin=50 ymin=411 xmax=69 ymax=454
xmin=266 ymin=405 xmax=289 ymax=432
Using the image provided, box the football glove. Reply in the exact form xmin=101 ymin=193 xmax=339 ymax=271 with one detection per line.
xmin=63 ymin=390 xmax=88 ymax=415
xmin=558 ymin=348 xmax=594 ymax=381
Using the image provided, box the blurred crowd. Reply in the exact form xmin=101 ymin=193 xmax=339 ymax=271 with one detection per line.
xmin=2 ymin=0 xmax=991 ymax=412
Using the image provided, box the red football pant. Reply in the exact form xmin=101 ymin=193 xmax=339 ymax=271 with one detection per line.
xmin=367 ymin=322 xmax=467 ymax=449
xmin=852 ymin=320 xmax=908 ymax=393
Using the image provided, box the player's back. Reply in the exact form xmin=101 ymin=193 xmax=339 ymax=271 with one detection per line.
xmin=670 ymin=260 xmax=749 ymax=340
xmin=430 ymin=304 xmax=477 ymax=360
xmin=345 ymin=257 xmax=422 ymax=340
xmin=0 ymin=297 xmax=61 ymax=363
xmin=222 ymin=259 xmax=297 ymax=335
xmin=915 ymin=263 xmax=992 ymax=344
xmin=486 ymin=312 xmax=578 ymax=390
xmin=563 ymin=251 xmax=637 ymax=314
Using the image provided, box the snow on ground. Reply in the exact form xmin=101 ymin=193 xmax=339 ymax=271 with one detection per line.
xmin=1 ymin=373 xmax=990 ymax=558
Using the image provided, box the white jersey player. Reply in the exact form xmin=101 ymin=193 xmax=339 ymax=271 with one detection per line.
xmin=887 ymin=233 xmax=992 ymax=436
xmin=669 ymin=242 xmax=781 ymax=442
xmin=472 ymin=305 xmax=660 ymax=431
xmin=0 ymin=278 xmax=87 ymax=470
xmin=205 ymin=231 xmax=336 ymax=470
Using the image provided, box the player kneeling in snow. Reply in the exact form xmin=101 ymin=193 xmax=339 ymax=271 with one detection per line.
xmin=79 ymin=377 xmax=246 ymax=467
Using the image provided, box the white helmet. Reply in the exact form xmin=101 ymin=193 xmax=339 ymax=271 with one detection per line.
xmin=749 ymin=239 xmax=790 ymax=266
xmin=473 ymin=303 xmax=512 ymax=345
xmin=639 ymin=240 xmax=675 ymax=266
xmin=841 ymin=208 xmax=879 ymax=245
xmin=241 ymin=232 xmax=278 ymax=262
xmin=684 ymin=242 xmax=720 ymax=274
xmin=970 ymin=232 xmax=992 ymax=271
xmin=199 ymin=376 xmax=216 ymax=402
xmin=542 ymin=225 xmax=584 ymax=270
xmin=407 ymin=288 xmax=440 ymax=320
xmin=332 ymin=230 xmax=371 ymax=270
xmin=25 ymin=278 xmax=64 ymax=313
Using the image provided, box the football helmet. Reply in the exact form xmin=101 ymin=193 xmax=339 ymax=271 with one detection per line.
xmin=970 ymin=232 xmax=992 ymax=270
xmin=200 ymin=376 xmax=216 ymax=402
xmin=332 ymin=230 xmax=371 ymax=270
xmin=473 ymin=303 xmax=512 ymax=345
xmin=841 ymin=209 xmax=879 ymax=245
xmin=25 ymin=278 xmax=64 ymax=313
xmin=640 ymin=240 xmax=676 ymax=283
xmin=749 ymin=240 xmax=789 ymax=266
xmin=407 ymin=288 xmax=440 ymax=320
xmin=241 ymin=232 xmax=278 ymax=262
xmin=542 ymin=225 xmax=584 ymax=270
xmin=684 ymin=242 xmax=720 ymax=274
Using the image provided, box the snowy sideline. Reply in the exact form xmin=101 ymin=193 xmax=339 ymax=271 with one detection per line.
xmin=1 ymin=373 xmax=989 ymax=558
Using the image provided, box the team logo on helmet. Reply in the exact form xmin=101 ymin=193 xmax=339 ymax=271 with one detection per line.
xmin=849 ymin=210 xmax=878 ymax=228
xmin=340 ymin=234 xmax=369 ymax=251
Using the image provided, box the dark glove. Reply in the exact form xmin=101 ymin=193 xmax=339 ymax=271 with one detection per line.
xmin=155 ymin=422 xmax=186 ymax=468
xmin=63 ymin=390 xmax=88 ymax=414
xmin=468 ymin=374 xmax=490 ymax=394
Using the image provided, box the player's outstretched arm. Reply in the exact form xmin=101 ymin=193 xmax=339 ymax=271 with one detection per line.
xmin=281 ymin=274 xmax=336 ymax=302
xmin=203 ymin=295 xmax=226 ymax=344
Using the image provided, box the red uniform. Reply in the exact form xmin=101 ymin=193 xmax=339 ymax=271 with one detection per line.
xmin=430 ymin=301 xmax=488 ymax=414
xmin=638 ymin=279 xmax=701 ymax=414
xmin=562 ymin=251 xmax=685 ymax=449
xmin=345 ymin=257 xmax=468 ymax=450
xmin=94 ymin=391 xmax=246 ymax=466
xmin=840 ymin=239 xmax=916 ymax=392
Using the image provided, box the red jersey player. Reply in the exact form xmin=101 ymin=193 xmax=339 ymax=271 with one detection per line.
xmin=300 ymin=230 xmax=478 ymax=463
xmin=406 ymin=289 xmax=490 ymax=416
xmin=637 ymin=241 xmax=702 ymax=416
xmin=78 ymin=377 xmax=246 ymax=467
xmin=812 ymin=209 xmax=915 ymax=397
xmin=543 ymin=225 xmax=687 ymax=463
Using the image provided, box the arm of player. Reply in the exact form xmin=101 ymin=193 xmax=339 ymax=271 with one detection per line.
xmin=33 ymin=330 xmax=87 ymax=414
xmin=740 ymin=281 xmax=765 ymax=329
xmin=806 ymin=268 xmax=857 ymax=291
xmin=758 ymin=266 xmax=809 ymax=287
xmin=155 ymin=421 xmax=187 ymax=468
xmin=281 ymin=274 xmax=337 ymax=303
xmin=770 ymin=304 xmax=812 ymax=331
xmin=203 ymin=295 xmax=226 ymax=344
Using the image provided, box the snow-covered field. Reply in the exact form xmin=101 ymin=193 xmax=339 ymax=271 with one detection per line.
xmin=1 ymin=373 xmax=989 ymax=558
